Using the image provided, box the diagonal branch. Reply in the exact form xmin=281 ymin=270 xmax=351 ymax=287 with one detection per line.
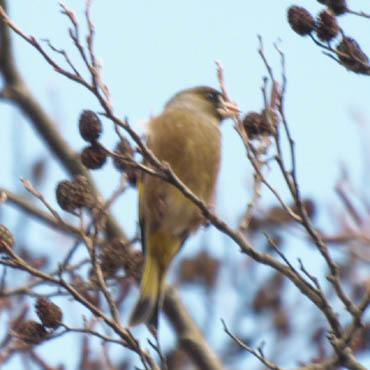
xmin=0 ymin=1 xmax=124 ymax=240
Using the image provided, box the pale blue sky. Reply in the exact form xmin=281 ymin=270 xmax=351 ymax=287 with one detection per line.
xmin=1 ymin=1 xmax=369 ymax=368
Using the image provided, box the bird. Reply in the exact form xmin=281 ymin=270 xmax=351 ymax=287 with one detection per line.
xmin=129 ymin=86 xmax=239 ymax=328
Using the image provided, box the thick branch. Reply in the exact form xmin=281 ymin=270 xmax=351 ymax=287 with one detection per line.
xmin=163 ymin=286 xmax=223 ymax=370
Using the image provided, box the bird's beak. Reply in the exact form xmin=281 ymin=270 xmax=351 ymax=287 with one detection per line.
xmin=217 ymin=98 xmax=241 ymax=119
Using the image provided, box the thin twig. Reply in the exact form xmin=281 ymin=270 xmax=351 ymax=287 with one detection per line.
xmin=222 ymin=319 xmax=285 ymax=370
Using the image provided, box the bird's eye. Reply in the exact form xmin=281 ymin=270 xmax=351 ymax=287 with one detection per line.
xmin=205 ymin=92 xmax=220 ymax=104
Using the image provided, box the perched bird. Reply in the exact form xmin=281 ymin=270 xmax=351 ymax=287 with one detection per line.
xmin=129 ymin=86 xmax=238 ymax=327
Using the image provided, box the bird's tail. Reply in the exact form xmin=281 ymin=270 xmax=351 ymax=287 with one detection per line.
xmin=129 ymin=232 xmax=183 ymax=328
xmin=128 ymin=252 xmax=165 ymax=328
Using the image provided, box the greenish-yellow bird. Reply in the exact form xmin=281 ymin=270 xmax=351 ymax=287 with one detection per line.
xmin=129 ymin=86 xmax=238 ymax=327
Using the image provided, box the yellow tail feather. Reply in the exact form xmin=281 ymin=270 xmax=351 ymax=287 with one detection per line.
xmin=129 ymin=233 xmax=182 ymax=327
xmin=129 ymin=253 xmax=163 ymax=327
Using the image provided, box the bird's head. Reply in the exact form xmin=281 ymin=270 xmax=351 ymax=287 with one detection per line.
xmin=165 ymin=86 xmax=239 ymax=123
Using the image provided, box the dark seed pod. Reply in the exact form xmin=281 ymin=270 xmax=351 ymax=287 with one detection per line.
xmin=72 ymin=175 xmax=95 ymax=209
xmin=100 ymin=238 xmax=144 ymax=281
xmin=242 ymin=112 xmax=263 ymax=139
xmin=36 ymin=297 xmax=63 ymax=329
xmin=79 ymin=110 xmax=102 ymax=143
xmin=113 ymin=138 xmax=134 ymax=171
xmin=125 ymin=250 xmax=144 ymax=282
xmin=81 ymin=144 xmax=107 ymax=169
xmin=242 ymin=109 xmax=278 ymax=139
xmin=336 ymin=37 xmax=370 ymax=74
xmin=56 ymin=180 xmax=76 ymax=212
xmin=16 ymin=320 xmax=48 ymax=345
xmin=56 ymin=176 xmax=94 ymax=213
xmin=316 ymin=10 xmax=339 ymax=42
xmin=100 ymin=239 xmax=129 ymax=278
xmin=317 ymin=0 xmax=347 ymax=16
xmin=113 ymin=139 xmax=138 ymax=185
xmin=287 ymin=6 xmax=315 ymax=36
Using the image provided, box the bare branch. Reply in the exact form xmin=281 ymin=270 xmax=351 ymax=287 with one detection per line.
xmin=222 ymin=320 xmax=285 ymax=370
